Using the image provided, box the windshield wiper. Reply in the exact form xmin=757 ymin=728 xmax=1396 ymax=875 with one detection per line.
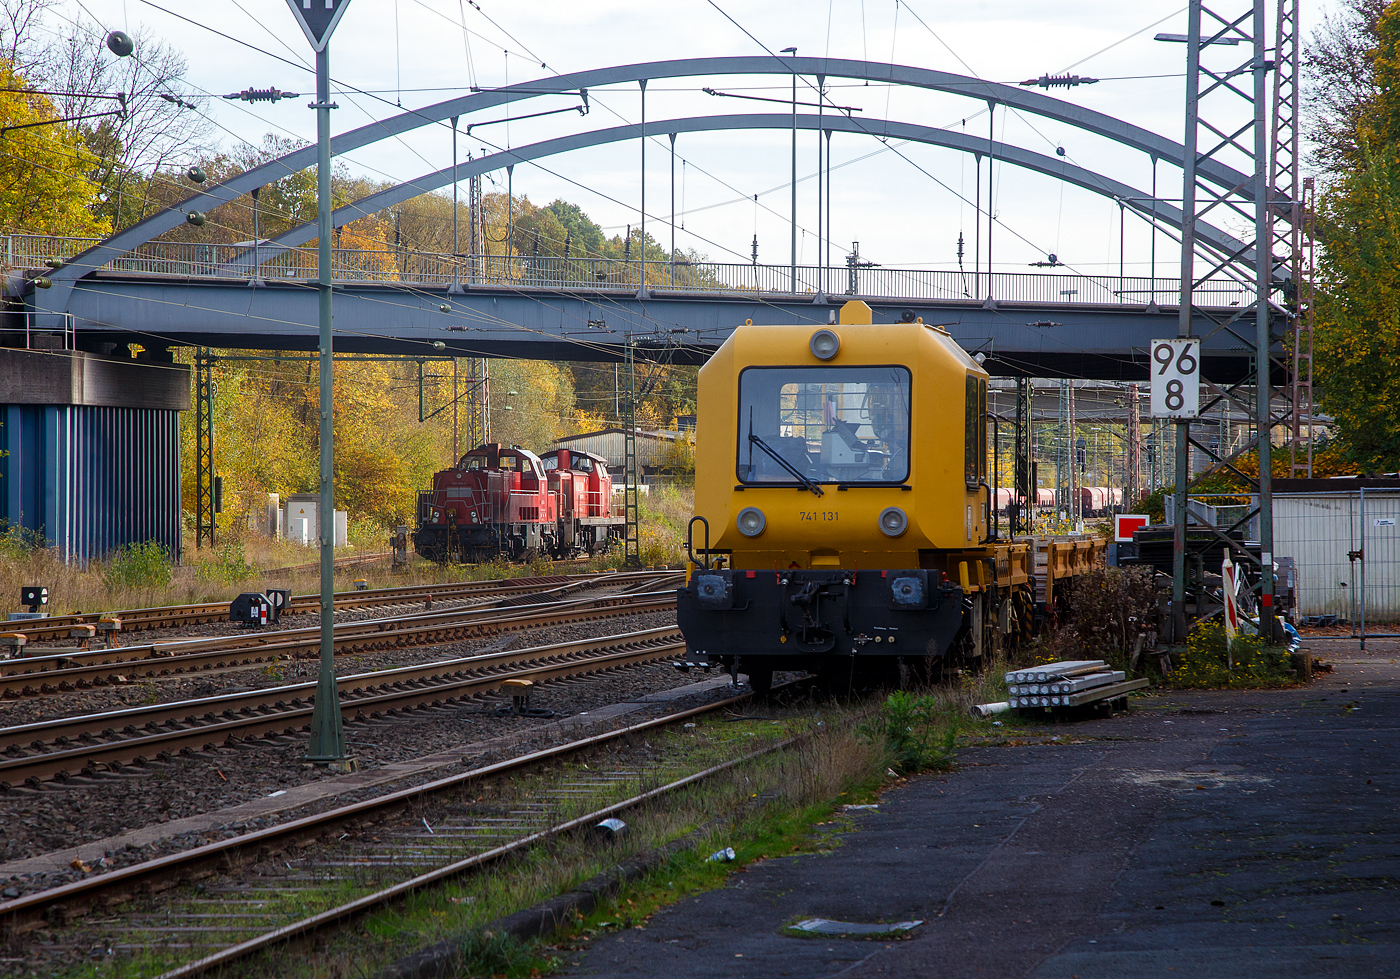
xmin=747 ymin=433 xmax=824 ymax=497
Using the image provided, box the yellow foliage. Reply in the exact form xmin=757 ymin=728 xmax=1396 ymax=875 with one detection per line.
xmin=182 ymin=354 xmax=613 ymax=532
xmin=1313 ymin=5 xmax=1400 ymax=473
xmin=0 ymin=61 xmax=110 ymax=237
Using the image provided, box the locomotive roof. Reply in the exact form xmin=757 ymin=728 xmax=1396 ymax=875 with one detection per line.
xmin=540 ymin=447 xmax=609 ymax=466
xmin=455 ymin=443 xmax=545 ymax=468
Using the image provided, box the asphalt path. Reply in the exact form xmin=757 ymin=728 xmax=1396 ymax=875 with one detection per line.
xmin=562 ymin=640 xmax=1400 ymax=978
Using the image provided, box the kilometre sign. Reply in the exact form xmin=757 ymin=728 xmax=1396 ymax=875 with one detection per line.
xmin=1150 ymin=339 xmax=1199 ymax=420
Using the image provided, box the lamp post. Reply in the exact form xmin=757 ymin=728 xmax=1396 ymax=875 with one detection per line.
xmin=282 ymin=0 xmax=355 ymax=772
xmin=304 ymin=43 xmax=353 ymax=770
xmin=781 ymin=47 xmax=797 ymax=292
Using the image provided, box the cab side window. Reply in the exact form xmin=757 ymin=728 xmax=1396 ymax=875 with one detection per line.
xmin=964 ymin=374 xmax=986 ymax=488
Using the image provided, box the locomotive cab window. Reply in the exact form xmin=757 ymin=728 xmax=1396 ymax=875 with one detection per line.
xmin=964 ymin=374 xmax=987 ymax=488
xmin=736 ymin=366 xmax=910 ymax=485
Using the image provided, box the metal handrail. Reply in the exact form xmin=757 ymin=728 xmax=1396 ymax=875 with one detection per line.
xmin=3 ymin=234 xmax=1255 ymax=307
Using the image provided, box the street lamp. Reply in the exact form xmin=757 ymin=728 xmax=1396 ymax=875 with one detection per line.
xmin=781 ymin=47 xmax=797 ymax=293
xmin=1153 ymin=32 xmax=1241 ymax=45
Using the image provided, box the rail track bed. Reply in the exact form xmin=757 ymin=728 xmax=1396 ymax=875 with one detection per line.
xmin=0 ymin=574 xmax=681 ymax=705
xmin=0 ymin=560 xmax=718 ymax=977
xmin=0 ymin=625 xmax=685 ymax=789
xmin=3 ymin=568 xmax=670 ymax=647
xmin=0 ymin=572 xmax=688 ymax=866
xmin=0 ymin=672 xmax=791 ymax=978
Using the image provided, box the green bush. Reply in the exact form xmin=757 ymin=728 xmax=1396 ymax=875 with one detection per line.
xmin=193 ymin=540 xmax=256 ymax=585
xmin=1171 ymin=621 xmax=1295 ymax=688
xmin=347 ymin=516 xmax=386 ymax=549
xmin=0 ymin=522 xmax=45 ymax=560
xmin=103 ymin=541 xmax=174 ymax=590
xmin=868 ymin=690 xmax=961 ymax=773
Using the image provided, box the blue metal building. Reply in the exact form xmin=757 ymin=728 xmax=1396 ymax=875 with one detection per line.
xmin=0 ymin=347 xmax=187 ymax=564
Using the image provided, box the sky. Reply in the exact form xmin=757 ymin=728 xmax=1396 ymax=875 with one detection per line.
xmin=51 ymin=0 xmax=1332 ymax=280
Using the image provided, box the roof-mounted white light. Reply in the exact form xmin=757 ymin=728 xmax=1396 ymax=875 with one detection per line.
xmin=810 ymin=329 xmax=840 ymax=360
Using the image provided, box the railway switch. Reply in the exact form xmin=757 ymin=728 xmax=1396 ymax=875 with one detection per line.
xmin=95 ymin=618 xmax=122 ymax=648
xmin=0 ymin=633 xmax=25 ymax=659
xmin=497 ymin=678 xmax=554 ymax=718
xmin=391 ymin=525 xmax=409 ymax=570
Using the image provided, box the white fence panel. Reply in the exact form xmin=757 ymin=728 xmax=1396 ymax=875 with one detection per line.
xmin=1274 ymin=491 xmax=1400 ymax=624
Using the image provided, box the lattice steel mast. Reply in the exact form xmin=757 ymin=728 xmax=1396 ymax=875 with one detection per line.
xmin=194 ymin=349 xmax=215 ymax=549
xmin=1170 ymin=0 xmax=1293 ymax=641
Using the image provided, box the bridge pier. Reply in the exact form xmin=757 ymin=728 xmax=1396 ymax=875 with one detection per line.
xmin=0 ymin=348 xmax=187 ymax=565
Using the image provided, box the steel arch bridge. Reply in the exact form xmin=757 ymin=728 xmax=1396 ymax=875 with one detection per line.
xmin=14 ymin=57 xmax=1281 ymax=380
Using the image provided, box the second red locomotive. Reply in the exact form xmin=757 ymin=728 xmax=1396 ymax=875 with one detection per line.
xmin=413 ymin=443 xmax=624 ymax=563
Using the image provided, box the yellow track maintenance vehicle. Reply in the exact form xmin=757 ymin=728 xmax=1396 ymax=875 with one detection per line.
xmin=676 ymin=301 xmax=1103 ymax=693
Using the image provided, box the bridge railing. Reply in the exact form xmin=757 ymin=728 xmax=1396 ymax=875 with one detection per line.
xmin=6 ymin=234 xmax=1254 ymax=308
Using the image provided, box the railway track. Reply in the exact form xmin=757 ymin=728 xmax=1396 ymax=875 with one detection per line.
xmin=0 ymin=577 xmax=682 ymax=698
xmin=3 ymin=568 xmax=674 ymax=644
xmin=0 ymin=673 xmax=788 ymax=979
xmin=256 ymin=549 xmax=392 ymax=578
xmin=0 ymin=627 xmax=685 ymax=789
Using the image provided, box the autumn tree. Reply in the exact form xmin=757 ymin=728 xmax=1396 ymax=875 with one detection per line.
xmin=0 ymin=59 xmax=109 ymax=236
xmin=1304 ymin=0 xmax=1390 ymax=172
xmin=46 ymin=24 xmax=213 ymax=229
xmin=1312 ymin=2 xmax=1400 ymax=472
xmin=0 ymin=2 xmax=212 ymax=230
xmin=487 ymin=360 xmax=578 ymax=452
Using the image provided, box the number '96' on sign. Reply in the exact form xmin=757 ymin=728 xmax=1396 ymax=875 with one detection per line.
xmin=1150 ymin=339 xmax=1200 ymax=419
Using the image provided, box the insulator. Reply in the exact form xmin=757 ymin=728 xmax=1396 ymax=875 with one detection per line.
xmin=106 ymin=31 xmax=134 ymax=58
xmin=1020 ymin=74 xmax=1099 ymax=89
xmin=225 ymin=87 xmax=299 ymax=103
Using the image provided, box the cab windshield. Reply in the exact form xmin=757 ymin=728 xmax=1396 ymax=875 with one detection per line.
xmin=736 ymin=366 xmax=911 ymax=484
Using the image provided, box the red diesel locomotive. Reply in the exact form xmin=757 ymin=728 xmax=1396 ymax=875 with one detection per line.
xmin=413 ymin=443 xmax=624 ymax=562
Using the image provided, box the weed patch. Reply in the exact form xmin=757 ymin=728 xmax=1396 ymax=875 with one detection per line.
xmin=191 ymin=539 xmax=256 ymax=586
xmin=101 ymin=540 xmax=173 ymax=591
xmin=867 ymin=690 xmax=961 ymax=773
xmin=1170 ymin=621 xmax=1297 ymax=689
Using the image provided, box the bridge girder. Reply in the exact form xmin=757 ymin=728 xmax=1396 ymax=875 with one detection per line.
xmin=33 ymin=56 xmax=1268 ymax=316
xmin=51 ymin=276 xmax=1258 ymax=383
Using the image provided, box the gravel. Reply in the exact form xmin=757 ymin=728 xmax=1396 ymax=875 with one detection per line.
xmin=0 ymin=608 xmax=706 ymax=874
xmin=0 ymin=582 xmax=667 ymax=729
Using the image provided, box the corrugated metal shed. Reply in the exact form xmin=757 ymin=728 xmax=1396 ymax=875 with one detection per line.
xmin=1274 ymin=479 xmax=1400 ymax=622
xmin=0 ymin=349 xmax=188 ymax=565
xmin=551 ymin=428 xmax=685 ymax=473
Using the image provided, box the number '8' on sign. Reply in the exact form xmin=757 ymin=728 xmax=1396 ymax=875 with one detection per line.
xmin=1150 ymin=339 xmax=1199 ymax=419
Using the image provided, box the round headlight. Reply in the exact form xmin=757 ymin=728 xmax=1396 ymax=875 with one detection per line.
xmin=809 ymin=329 xmax=840 ymax=360
xmin=878 ymin=506 xmax=908 ymax=537
xmin=737 ymin=506 xmax=766 ymax=537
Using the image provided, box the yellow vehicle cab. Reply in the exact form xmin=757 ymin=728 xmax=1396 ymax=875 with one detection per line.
xmin=677 ymin=300 xmax=1056 ymax=693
